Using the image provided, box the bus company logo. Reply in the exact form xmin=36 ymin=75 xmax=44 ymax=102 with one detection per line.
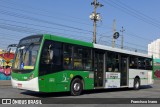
xmin=62 ymin=73 xmax=68 ymax=82
xmin=154 ymin=70 xmax=160 ymax=78
xmin=2 ymin=99 xmax=11 ymax=104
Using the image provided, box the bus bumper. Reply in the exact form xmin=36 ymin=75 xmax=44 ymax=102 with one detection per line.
xmin=11 ymin=77 xmax=39 ymax=92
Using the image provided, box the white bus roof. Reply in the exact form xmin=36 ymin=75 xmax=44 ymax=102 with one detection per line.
xmin=94 ymin=44 xmax=151 ymax=58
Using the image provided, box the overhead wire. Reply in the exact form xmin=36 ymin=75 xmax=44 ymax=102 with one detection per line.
xmin=0 ymin=0 xmax=158 ymax=55
xmin=102 ymin=0 xmax=160 ymax=29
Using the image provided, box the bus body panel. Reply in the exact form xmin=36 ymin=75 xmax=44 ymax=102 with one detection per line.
xmin=11 ymin=77 xmax=39 ymax=91
xmin=105 ymin=72 xmax=121 ymax=88
xmin=38 ymin=70 xmax=94 ymax=92
xmin=11 ymin=71 xmax=35 ymax=81
xmin=11 ymin=70 xmax=39 ymax=91
xmin=128 ymin=69 xmax=153 ymax=87
xmin=105 ymin=70 xmax=153 ymax=89
xmin=148 ymin=71 xmax=154 ymax=84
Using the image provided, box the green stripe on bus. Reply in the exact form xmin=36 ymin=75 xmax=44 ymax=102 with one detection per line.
xmin=44 ymin=34 xmax=93 ymax=48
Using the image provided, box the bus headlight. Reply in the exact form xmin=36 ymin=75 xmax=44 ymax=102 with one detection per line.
xmin=27 ymin=73 xmax=34 ymax=81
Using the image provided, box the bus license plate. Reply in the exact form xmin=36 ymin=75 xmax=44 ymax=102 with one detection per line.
xmin=17 ymin=83 xmax=22 ymax=88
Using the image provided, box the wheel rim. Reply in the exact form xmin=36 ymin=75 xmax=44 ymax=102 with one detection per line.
xmin=135 ymin=81 xmax=139 ymax=88
xmin=73 ymin=83 xmax=80 ymax=91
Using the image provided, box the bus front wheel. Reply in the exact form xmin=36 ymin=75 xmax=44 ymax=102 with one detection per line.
xmin=70 ymin=78 xmax=83 ymax=96
xmin=133 ymin=78 xmax=140 ymax=90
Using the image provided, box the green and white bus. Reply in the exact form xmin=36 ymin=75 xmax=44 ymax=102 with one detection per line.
xmin=11 ymin=34 xmax=154 ymax=96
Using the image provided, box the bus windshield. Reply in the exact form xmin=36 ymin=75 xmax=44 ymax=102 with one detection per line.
xmin=13 ymin=43 xmax=40 ymax=70
xmin=12 ymin=36 xmax=42 ymax=71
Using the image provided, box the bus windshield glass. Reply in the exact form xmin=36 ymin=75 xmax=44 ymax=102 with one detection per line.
xmin=12 ymin=36 xmax=42 ymax=70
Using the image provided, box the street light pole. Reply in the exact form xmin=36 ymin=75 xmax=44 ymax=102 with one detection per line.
xmin=112 ymin=19 xmax=116 ymax=48
xmin=120 ymin=26 xmax=125 ymax=49
xmin=90 ymin=0 xmax=103 ymax=44
xmin=93 ymin=0 xmax=97 ymax=44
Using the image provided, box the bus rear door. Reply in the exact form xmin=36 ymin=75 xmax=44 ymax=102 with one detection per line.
xmin=120 ymin=55 xmax=129 ymax=86
xmin=94 ymin=50 xmax=105 ymax=88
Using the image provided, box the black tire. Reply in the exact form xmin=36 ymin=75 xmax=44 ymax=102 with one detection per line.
xmin=133 ymin=78 xmax=140 ymax=90
xmin=70 ymin=78 xmax=83 ymax=96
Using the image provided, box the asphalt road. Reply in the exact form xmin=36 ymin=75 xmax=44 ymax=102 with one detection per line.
xmin=0 ymin=80 xmax=160 ymax=107
xmin=0 ymin=80 xmax=160 ymax=98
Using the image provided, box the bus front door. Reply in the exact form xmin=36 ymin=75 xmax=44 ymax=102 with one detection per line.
xmin=94 ymin=51 xmax=105 ymax=87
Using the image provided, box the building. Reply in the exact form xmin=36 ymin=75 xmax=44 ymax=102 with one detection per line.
xmin=148 ymin=39 xmax=160 ymax=59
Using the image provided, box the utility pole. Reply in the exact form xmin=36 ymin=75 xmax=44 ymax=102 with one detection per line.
xmin=90 ymin=0 xmax=103 ymax=44
xmin=120 ymin=26 xmax=125 ymax=49
xmin=112 ymin=19 xmax=116 ymax=47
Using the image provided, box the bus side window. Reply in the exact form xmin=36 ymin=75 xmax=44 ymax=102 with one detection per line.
xmin=40 ymin=42 xmax=53 ymax=65
xmin=129 ymin=56 xmax=137 ymax=69
xmin=39 ymin=40 xmax=63 ymax=76
xmin=39 ymin=40 xmax=53 ymax=75
xmin=145 ymin=58 xmax=152 ymax=70
xmin=106 ymin=52 xmax=113 ymax=72
xmin=82 ymin=48 xmax=92 ymax=71
xmin=73 ymin=46 xmax=83 ymax=70
xmin=106 ymin=52 xmax=119 ymax=72
xmin=137 ymin=57 xmax=145 ymax=69
xmin=63 ymin=44 xmax=73 ymax=69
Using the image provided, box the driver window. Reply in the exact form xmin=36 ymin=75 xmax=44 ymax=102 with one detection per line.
xmin=39 ymin=40 xmax=62 ymax=76
xmin=41 ymin=42 xmax=53 ymax=64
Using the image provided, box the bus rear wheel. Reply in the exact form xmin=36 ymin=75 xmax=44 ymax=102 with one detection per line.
xmin=134 ymin=78 xmax=140 ymax=90
xmin=70 ymin=78 xmax=83 ymax=96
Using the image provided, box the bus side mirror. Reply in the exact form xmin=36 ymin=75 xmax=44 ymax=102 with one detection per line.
xmin=47 ymin=44 xmax=53 ymax=63
xmin=49 ymin=50 xmax=53 ymax=61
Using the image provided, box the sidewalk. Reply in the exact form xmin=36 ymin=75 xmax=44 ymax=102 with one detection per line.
xmin=0 ymin=80 xmax=11 ymax=86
